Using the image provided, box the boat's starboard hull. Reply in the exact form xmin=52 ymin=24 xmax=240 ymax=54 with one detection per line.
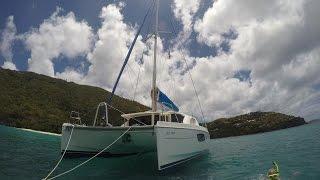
xmin=155 ymin=121 xmax=210 ymax=170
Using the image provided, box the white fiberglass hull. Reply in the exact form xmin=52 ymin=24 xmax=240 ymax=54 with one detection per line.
xmin=155 ymin=121 xmax=210 ymax=170
xmin=61 ymin=122 xmax=209 ymax=170
xmin=61 ymin=123 xmax=156 ymax=157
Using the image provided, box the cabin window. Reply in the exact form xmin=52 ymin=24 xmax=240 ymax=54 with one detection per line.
xmin=171 ymin=114 xmax=184 ymax=123
xmin=197 ymin=134 xmax=205 ymax=142
xmin=160 ymin=115 xmax=170 ymax=122
xmin=154 ymin=115 xmax=160 ymax=124
xmin=129 ymin=115 xmax=159 ymax=126
xmin=160 ymin=115 xmax=166 ymax=121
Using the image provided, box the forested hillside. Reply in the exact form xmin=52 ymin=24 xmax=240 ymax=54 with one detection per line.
xmin=0 ymin=68 xmax=148 ymax=133
xmin=207 ymin=112 xmax=306 ymax=138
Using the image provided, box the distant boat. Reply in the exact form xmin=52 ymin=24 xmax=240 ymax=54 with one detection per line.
xmin=60 ymin=0 xmax=209 ymax=170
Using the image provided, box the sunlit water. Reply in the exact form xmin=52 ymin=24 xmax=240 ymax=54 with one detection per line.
xmin=0 ymin=122 xmax=319 ymax=180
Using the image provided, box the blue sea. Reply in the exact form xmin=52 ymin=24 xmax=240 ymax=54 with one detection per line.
xmin=0 ymin=123 xmax=319 ymax=180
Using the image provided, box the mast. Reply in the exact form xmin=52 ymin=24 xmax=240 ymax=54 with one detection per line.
xmin=152 ymin=0 xmax=159 ymax=112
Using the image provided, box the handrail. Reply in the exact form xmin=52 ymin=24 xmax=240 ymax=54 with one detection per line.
xmin=93 ymin=102 xmax=110 ymax=127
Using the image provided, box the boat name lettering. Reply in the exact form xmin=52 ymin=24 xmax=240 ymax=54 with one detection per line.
xmin=166 ymin=131 xmax=175 ymax=135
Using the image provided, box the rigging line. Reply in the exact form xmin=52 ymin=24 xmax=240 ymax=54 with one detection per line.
xmin=144 ymin=0 xmax=156 ymax=102
xmin=127 ymin=63 xmax=137 ymax=77
xmin=108 ymin=0 xmax=154 ymax=104
xmin=157 ymin=51 xmax=165 ymax=90
xmin=184 ymin=58 xmax=206 ymax=124
xmin=168 ymin=17 xmax=205 ymax=121
xmin=144 ymin=0 xmax=156 ymax=41
xmin=168 ymin=15 xmax=206 ymax=125
xmin=126 ymin=0 xmax=155 ymax=89
xmin=159 ymin=42 xmax=171 ymax=90
xmin=132 ymin=0 xmax=155 ymax=102
xmin=133 ymin=62 xmax=142 ymax=101
xmin=123 ymin=64 xmax=136 ymax=99
xmin=170 ymin=73 xmax=176 ymax=102
xmin=163 ymin=45 xmax=177 ymax=103
xmin=163 ymin=49 xmax=176 ymax=103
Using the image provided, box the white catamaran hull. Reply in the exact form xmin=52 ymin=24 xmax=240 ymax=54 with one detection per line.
xmin=61 ymin=123 xmax=156 ymax=157
xmin=155 ymin=121 xmax=209 ymax=170
xmin=61 ymin=122 xmax=209 ymax=170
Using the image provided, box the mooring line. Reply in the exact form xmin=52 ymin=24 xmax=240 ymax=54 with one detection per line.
xmin=44 ymin=126 xmax=132 ymax=180
xmin=44 ymin=125 xmax=75 ymax=180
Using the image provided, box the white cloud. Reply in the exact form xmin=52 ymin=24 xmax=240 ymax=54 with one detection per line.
xmin=1 ymin=16 xmax=17 ymax=70
xmin=25 ymin=7 xmax=94 ymax=77
xmin=195 ymin=0 xmax=305 ymax=46
xmin=85 ymin=4 xmax=134 ymax=88
xmin=59 ymin=0 xmax=320 ymax=121
xmin=172 ymin=0 xmax=200 ymax=43
xmin=85 ymin=4 xmax=147 ymax=96
xmin=16 ymin=1 xmax=320 ymax=121
xmin=191 ymin=0 xmax=320 ymax=120
xmin=2 ymin=61 xmax=17 ymax=70
xmin=55 ymin=67 xmax=85 ymax=82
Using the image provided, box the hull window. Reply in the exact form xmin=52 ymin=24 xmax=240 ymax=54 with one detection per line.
xmin=197 ymin=134 xmax=205 ymax=142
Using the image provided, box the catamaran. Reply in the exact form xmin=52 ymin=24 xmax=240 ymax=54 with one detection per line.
xmin=60 ymin=0 xmax=209 ymax=170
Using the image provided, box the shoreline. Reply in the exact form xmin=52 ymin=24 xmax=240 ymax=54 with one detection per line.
xmin=19 ymin=127 xmax=61 ymax=136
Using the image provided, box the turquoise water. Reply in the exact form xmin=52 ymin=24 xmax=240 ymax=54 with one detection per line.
xmin=0 ymin=123 xmax=319 ymax=180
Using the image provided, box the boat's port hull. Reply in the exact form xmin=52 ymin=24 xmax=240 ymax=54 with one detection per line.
xmin=61 ymin=122 xmax=210 ymax=170
xmin=61 ymin=123 xmax=156 ymax=157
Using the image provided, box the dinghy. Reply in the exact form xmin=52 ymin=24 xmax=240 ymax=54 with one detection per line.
xmin=60 ymin=0 xmax=209 ymax=170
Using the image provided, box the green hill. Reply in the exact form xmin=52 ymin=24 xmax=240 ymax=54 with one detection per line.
xmin=207 ymin=111 xmax=306 ymax=138
xmin=0 ymin=68 xmax=307 ymax=138
xmin=0 ymin=68 xmax=149 ymax=133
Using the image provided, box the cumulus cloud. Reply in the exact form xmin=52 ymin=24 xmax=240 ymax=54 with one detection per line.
xmin=2 ymin=61 xmax=17 ymax=70
xmin=172 ymin=0 xmax=200 ymax=43
xmin=52 ymin=0 xmax=320 ymax=121
xmin=25 ymin=7 xmax=94 ymax=77
xmin=15 ymin=0 xmax=320 ymax=121
xmin=85 ymin=3 xmax=148 ymax=98
xmin=0 ymin=16 xmax=17 ymax=70
xmin=83 ymin=4 xmax=184 ymax=107
xmin=86 ymin=4 xmax=135 ymax=88
xmin=55 ymin=67 xmax=85 ymax=82
xmin=191 ymin=0 xmax=320 ymax=120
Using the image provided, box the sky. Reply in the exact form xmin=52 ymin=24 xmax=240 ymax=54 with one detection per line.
xmin=0 ymin=0 xmax=320 ymax=122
